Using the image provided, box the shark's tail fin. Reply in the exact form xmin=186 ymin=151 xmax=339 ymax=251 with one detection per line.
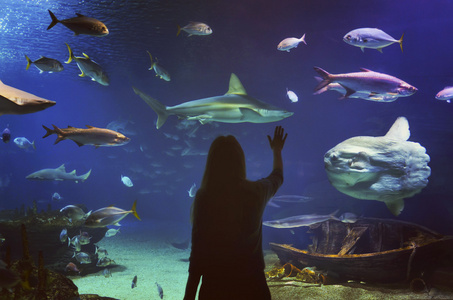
xmin=132 ymin=86 xmax=168 ymax=129
xmin=80 ymin=169 xmax=91 ymax=182
xmin=42 ymin=125 xmax=56 ymax=138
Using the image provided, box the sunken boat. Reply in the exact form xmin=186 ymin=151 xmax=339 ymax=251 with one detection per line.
xmin=269 ymin=218 xmax=453 ymax=284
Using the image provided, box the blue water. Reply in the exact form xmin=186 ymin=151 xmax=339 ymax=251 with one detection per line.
xmin=1 ymin=0 xmax=453 ymax=249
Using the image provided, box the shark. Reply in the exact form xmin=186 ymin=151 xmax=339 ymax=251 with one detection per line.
xmin=0 ymin=80 xmax=56 ymax=116
xmin=132 ymin=73 xmax=294 ymax=129
xmin=26 ymin=164 xmax=91 ymax=183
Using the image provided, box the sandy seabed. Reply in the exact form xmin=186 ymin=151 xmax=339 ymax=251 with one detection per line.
xmin=70 ymin=220 xmax=453 ymax=300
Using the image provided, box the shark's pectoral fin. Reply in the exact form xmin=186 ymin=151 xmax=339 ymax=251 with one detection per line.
xmin=186 ymin=115 xmax=212 ymax=124
xmin=384 ymin=198 xmax=405 ymax=216
xmin=239 ymin=108 xmax=262 ymax=120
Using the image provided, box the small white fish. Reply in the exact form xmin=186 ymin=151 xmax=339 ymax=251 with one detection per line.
xmin=13 ymin=137 xmax=36 ymax=150
xmin=52 ymin=192 xmax=63 ymax=201
xmin=188 ymin=183 xmax=197 ymax=197
xmin=105 ymin=228 xmax=120 ymax=237
xmin=277 ymin=34 xmax=306 ymax=52
xmin=286 ymin=88 xmax=298 ymax=103
xmin=435 ymin=86 xmax=453 ymax=103
xmin=177 ymin=22 xmax=212 ymax=36
xmin=121 ymin=175 xmax=133 ymax=187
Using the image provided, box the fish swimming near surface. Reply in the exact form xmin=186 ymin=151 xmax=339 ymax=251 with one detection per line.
xmin=1 ymin=128 xmax=11 ymax=143
xmin=13 ymin=137 xmax=35 ymax=150
xmin=0 ymin=80 xmax=56 ymax=116
xmin=343 ymin=28 xmax=404 ymax=53
xmin=47 ymin=10 xmax=109 ymax=36
xmin=26 ymin=164 xmax=91 ymax=183
xmin=277 ymin=34 xmax=306 ymax=52
xmin=121 ymin=175 xmax=133 ymax=187
xmin=25 ymin=55 xmax=63 ymax=73
xmin=263 ymin=210 xmax=340 ymax=228
xmin=324 ymin=117 xmax=431 ymax=216
xmin=84 ymin=200 xmax=141 ymax=228
xmin=313 ymin=76 xmax=400 ymax=102
xmin=133 ymin=73 xmax=294 ymax=129
xmin=313 ymin=67 xmax=417 ymax=99
xmin=177 ymin=22 xmax=212 ymax=36
xmin=42 ymin=124 xmax=130 ymax=147
xmin=435 ymin=87 xmax=453 ymax=103
xmin=147 ymin=51 xmax=170 ymax=81
xmin=286 ymin=88 xmax=298 ymax=103
xmin=65 ymin=43 xmax=109 ymax=86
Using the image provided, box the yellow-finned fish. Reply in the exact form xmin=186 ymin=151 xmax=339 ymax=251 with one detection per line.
xmin=47 ymin=10 xmax=109 ymax=36
xmin=42 ymin=124 xmax=130 ymax=147
xmin=147 ymin=51 xmax=170 ymax=81
xmin=84 ymin=200 xmax=141 ymax=228
xmin=65 ymin=43 xmax=109 ymax=86
xmin=25 ymin=55 xmax=63 ymax=73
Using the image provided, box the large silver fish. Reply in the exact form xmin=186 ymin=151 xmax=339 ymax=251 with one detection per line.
xmin=314 ymin=67 xmax=417 ymax=99
xmin=84 ymin=200 xmax=141 ymax=228
xmin=133 ymin=73 xmax=293 ymax=129
xmin=324 ymin=117 xmax=431 ymax=216
xmin=42 ymin=124 xmax=130 ymax=147
xmin=0 ymin=80 xmax=56 ymax=115
xmin=263 ymin=210 xmax=339 ymax=228
xmin=343 ymin=28 xmax=404 ymax=53
xmin=47 ymin=10 xmax=109 ymax=36
xmin=26 ymin=164 xmax=91 ymax=183
xmin=65 ymin=43 xmax=109 ymax=86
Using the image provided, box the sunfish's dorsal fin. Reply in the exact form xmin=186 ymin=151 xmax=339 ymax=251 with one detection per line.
xmin=385 ymin=116 xmax=410 ymax=141
xmin=225 ymin=73 xmax=247 ymax=95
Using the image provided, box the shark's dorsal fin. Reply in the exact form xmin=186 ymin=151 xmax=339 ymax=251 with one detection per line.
xmin=225 ymin=73 xmax=247 ymax=95
xmin=359 ymin=68 xmax=374 ymax=72
xmin=385 ymin=116 xmax=410 ymax=141
xmin=70 ymin=170 xmax=76 ymax=175
xmin=85 ymin=125 xmax=94 ymax=128
xmin=57 ymin=164 xmax=66 ymax=171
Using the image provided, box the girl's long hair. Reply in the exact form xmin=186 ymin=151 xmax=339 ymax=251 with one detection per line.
xmin=199 ymin=135 xmax=246 ymax=190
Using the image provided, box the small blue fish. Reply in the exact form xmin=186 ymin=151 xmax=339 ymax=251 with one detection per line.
xmin=1 ymin=128 xmax=11 ymax=143
xmin=155 ymin=282 xmax=163 ymax=299
xmin=121 ymin=175 xmax=133 ymax=187
xmin=60 ymin=228 xmax=68 ymax=243
xmin=52 ymin=192 xmax=63 ymax=202
xmin=13 ymin=137 xmax=36 ymax=150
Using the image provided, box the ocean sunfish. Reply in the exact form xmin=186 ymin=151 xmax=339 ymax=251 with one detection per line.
xmin=324 ymin=117 xmax=430 ymax=216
